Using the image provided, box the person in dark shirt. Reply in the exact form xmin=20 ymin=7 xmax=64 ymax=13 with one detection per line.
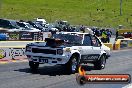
xmin=80 ymin=25 xmax=85 ymax=33
xmin=106 ymin=29 xmax=111 ymax=43
xmin=116 ymin=30 xmax=119 ymax=38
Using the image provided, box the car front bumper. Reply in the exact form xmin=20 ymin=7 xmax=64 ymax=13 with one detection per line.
xmin=26 ymin=52 xmax=70 ymax=65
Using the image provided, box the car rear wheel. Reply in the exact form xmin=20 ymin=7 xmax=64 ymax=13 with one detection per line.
xmin=29 ymin=61 xmax=39 ymax=70
xmin=94 ymin=55 xmax=106 ymax=70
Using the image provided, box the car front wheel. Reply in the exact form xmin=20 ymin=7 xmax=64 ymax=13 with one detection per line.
xmin=29 ymin=61 xmax=39 ymax=70
xmin=65 ymin=56 xmax=79 ymax=74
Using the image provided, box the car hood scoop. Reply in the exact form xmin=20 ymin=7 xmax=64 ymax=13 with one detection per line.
xmin=45 ymin=38 xmax=64 ymax=47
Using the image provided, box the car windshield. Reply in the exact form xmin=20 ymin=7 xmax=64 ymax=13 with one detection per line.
xmin=17 ymin=23 xmax=33 ymax=30
xmin=26 ymin=23 xmax=34 ymax=28
xmin=17 ymin=23 xmax=26 ymax=28
xmin=36 ymin=21 xmax=43 ymax=24
xmin=52 ymin=34 xmax=83 ymax=44
xmin=35 ymin=23 xmax=43 ymax=28
xmin=10 ymin=21 xmax=20 ymax=28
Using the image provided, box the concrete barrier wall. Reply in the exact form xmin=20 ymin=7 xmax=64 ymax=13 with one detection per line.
xmin=114 ymin=39 xmax=132 ymax=50
xmin=114 ymin=39 xmax=121 ymax=50
xmin=0 ymin=46 xmax=26 ymax=59
xmin=104 ymin=43 xmax=113 ymax=50
xmin=0 ymin=41 xmax=45 ymax=59
xmin=120 ymin=39 xmax=132 ymax=49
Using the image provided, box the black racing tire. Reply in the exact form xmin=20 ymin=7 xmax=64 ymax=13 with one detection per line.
xmin=94 ymin=55 xmax=106 ymax=70
xmin=64 ymin=56 xmax=79 ymax=74
xmin=29 ymin=61 xmax=39 ymax=70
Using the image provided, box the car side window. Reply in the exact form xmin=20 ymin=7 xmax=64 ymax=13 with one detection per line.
xmin=83 ymin=35 xmax=92 ymax=46
xmin=3 ymin=21 xmax=8 ymax=28
xmin=91 ymin=36 xmax=101 ymax=47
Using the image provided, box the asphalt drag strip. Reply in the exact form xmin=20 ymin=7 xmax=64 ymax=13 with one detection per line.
xmin=0 ymin=49 xmax=131 ymax=88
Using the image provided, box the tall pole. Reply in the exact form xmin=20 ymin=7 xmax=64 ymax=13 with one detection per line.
xmin=120 ymin=0 xmax=122 ymax=16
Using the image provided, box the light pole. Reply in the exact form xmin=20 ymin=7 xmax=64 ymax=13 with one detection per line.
xmin=120 ymin=0 xmax=122 ymax=16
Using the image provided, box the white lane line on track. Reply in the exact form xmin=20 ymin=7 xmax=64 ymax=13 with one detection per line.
xmin=112 ymin=49 xmax=132 ymax=52
xmin=0 ymin=60 xmax=28 ymax=64
xmin=122 ymin=83 xmax=132 ymax=88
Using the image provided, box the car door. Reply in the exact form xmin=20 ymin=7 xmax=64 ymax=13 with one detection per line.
xmin=91 ymin=35 xmax=102 ymax=55
xmin=81 ymin=34 xmax=94 ymax=55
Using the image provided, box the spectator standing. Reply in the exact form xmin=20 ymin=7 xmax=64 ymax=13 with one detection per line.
xmin=101 ymin=30 xmax=107 ymax=43
xmin=95 ymin=29 xmax=100 ymax=37
xmin=116 ymin=30 xmax=119 ymax=38
xmin=106 ymin=29 xmax=112 ymax=43
xmin=80 ymin=25 xmax=85 ymax=33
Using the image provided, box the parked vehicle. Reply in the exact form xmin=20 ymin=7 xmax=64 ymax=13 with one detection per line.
xmin=0 ymin=33 xmax=9 ymax=41
xmin=33 ymin=18 xmax=47 ymax=26
xmin=121 ymin=32 xmax=132 ymax=38
xmin=16 ymin=22 xmax=41 ymax=32
xmin=54 ymin=20 xmax=70 ymax=31
xmin=0 ymin=19 xmax=20 ymax=29
xmin=44 ymin=23 xmax=57 ymax=32
xmin=27 ymin=21 xmax=47 ymax=32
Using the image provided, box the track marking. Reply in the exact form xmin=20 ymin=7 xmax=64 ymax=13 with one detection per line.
xmin=0 ymin=61 xmax=8 ymax=64
xmin=112 ymin=49 xmax=132 ymax=52
xmin=0 ymin=59 xmax=28 ymax=64
xmin=122 ymin=83 xmax=132 ymax=88
xmin=11 ymin=60 xmax=17 ymax=62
